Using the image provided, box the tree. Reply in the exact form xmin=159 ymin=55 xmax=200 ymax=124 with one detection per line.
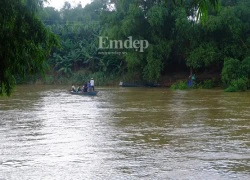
xmin=173 ymin=0 xmax=220 ymax=21
xmin=0 ymin=0 xmax=58 ymax=96
xmin=40 ymin=7 xmax=62 ymax=25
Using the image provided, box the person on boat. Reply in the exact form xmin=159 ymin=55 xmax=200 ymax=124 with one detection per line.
xmin=88 ymin=81 xmax=92 ymax=92
xmin=71 ymin=84 xmax=76 ymax=92
xmin=83 ymin=82 xmax=88 ymax=92
xmin=90 ymin=78 xmax=95 ymax=91
xmin=77 ymin=85 xmax=81 ymax=92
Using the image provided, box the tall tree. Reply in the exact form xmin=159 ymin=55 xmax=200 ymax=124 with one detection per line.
xmin=0 ymin=0 xmax=58 ymax=96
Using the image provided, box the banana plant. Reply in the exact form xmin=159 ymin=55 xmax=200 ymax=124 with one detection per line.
xmin=54 ymin=53 xmax=72 ymax=77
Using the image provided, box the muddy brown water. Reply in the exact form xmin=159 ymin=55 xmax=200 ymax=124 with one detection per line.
xmin=0 ymin=85 xmax=250 ymax=179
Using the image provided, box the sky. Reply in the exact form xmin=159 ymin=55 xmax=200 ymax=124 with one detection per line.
xmin=45 ymin=0 xmax=92 ymax=10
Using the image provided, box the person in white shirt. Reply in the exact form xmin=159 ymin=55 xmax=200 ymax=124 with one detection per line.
xmin=71 ymin=84 xmax=76 ymax=92
xmin=90 ymin=78 xmax=95 ymax=91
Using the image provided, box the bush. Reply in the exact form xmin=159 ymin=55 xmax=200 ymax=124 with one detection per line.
xmin=171 ymin=80 xmax=189 ymax=90
xmin=225 ymin=77 xmax=248 ymax=92
xmin=222 ymin=57 xmax=250 ymax=92
xmin=202 ymin=79 xmax=214 ymax=89
xmin=69 ymin=71 xmax=119 ymax=86
xmin=222 ymin=58 xmax=241 ymax=86
xmin=44 ymin=75 xmax=54 ymax=85
xmin=195 ymin=79 xmax=217 ymax=89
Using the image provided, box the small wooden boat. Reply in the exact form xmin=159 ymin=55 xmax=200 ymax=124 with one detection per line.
xmin=119 ymin=81 xmax=161 ymax=87
xmin=69 ymin=91 xmax=98 ymax=96
xmin=119 ymin=82 xmax=143 ymax=87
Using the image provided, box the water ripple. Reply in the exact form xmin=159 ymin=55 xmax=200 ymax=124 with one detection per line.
xmin=0 ymin=86 xmax=250 ymax=179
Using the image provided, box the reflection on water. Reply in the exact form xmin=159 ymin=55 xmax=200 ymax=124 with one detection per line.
xmin=0 ymin=85 xmax=250 ymax=179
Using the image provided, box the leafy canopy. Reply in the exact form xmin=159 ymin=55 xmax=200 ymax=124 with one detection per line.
xmin=0 ymin=0 xmax=58 ymax=96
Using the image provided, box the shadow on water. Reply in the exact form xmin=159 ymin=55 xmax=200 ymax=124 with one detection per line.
xmin=0 ymin=85 xmax=250 ymax=179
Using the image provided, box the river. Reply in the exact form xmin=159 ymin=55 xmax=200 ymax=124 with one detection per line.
xmin=0 ymin=85 xmax=250 ymax=179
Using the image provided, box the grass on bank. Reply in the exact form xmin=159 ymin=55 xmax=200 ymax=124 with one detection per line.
xmin=170 ymin=79 xmax=218 ymax=90
xmin=170 ymin=78 xmax=250 ymax=92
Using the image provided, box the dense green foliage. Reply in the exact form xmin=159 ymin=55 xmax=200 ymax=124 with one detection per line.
xmin=171 ymin=80 xmax=189 ymax=90
xmin=0 ymin=0 xmax=58 ymax=96
xmin=37 ymin=0 xmax=250 ymax=91
xmin=40 ymin=1 xmax=123 ymax=84
xmin=222 ymin=57 xmax=250 ymax=91
xmin=2 ymin=0 xmax=250 ymax=94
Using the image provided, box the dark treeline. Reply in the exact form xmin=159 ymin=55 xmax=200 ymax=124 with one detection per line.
xmin=39 ymin=0 xmax=250 ymax=91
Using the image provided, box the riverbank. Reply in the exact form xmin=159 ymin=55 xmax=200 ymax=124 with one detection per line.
xmin=19 ymin=70 xmax=249 ymax=92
